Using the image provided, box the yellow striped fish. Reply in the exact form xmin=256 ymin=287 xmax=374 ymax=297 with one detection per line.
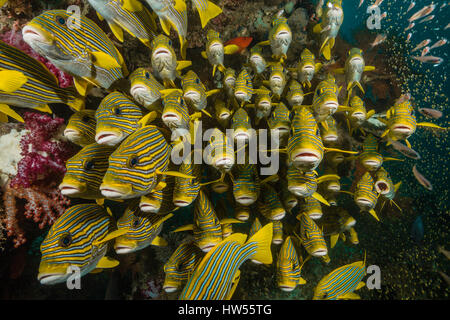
xmin=289 ymin=48 xmax=322 ymax=89
xmin=352 ymin=172 xmax=380 ymax=221
xmin=179 ymin=223 xmax=273 ymax=300
xmin=301 ymin=196 xmax=324 ymax=220
xmin=191 ymin=0 xmax=223 ymax=28
xmin=173 ymin=154 xmax=202 ymax=207
xmin=205 ymin=128 xmax=235 ymax=174
xmin=246 ymin=86 xmax=273 ymax=125
xmin=257 ymin=13 xmax=292 ymax=63
xmin=232 ymin=163 xmax=260 ymax=206
xmin=213 ymin=98 xmax=232 ymax=126
xmin=268 ymin=102 xmax=291 ymax=137
xmin=129 ymin=67 xmax=164 ymax=110
xmin=201 ymin=29 xmax=236 ymax=76
xmin=114 ymin=200 xmax=172 ymax=254
xmin=150 ymin=34 xmax=191 ymax=88
xmin=277 ymin=236 xmax=307 ymax=291
xmin=163 ymin=240 xmax=204 ymax=293
xmin=260 ymin=184 xmax=286 ymax=220
xmin=59 ymin=143 xmax=115 ymax=199
xmin=311 ymin=75 xmax=347 ymax=123
xmin=313 ymin=0 xmax=344 ymax=60
xmin=95 ymin=91 xmax=145 ymax=146
xmin=234 ymin=68 xmax=254 ymax=105
xmin=280 ymin=180 xmax=298 ymax=212
xmin=357 ymin=134 xmax=384 ymax=171
xmin=144 ymin=0 xmax=188 ymax=59
xmin=38 ymin=204 xmax=121 ymax=285
xmin=264 ymin=63 xmax=287 ymax=100
xmin=313 ymin=255 xmax=366 ymax=300
xmin=230 ymin=107 xmax=253 ymax=142
xmin=181 ymin=70 xmax=220 ymax=113
xmin=248 ymin=45 xmax=267 ymax=75
xmin=140 ymin=175 xmax=176 ymax=214
xmin=320 ymin=116 xmax=339 ymax=145
xmin=296 ymin=212 xmax=328 ymax=257
xmin=346 ymin=95 xmax=375 ymax=135
xmin=0 ymin=40 xmax=84 ymax=122
xmin=161 ymin=89 xmax=192 ymax=140
xmin=64 ymin=110 xmax=96 ymax=147
xmin=272 ymin=220 xmax=284 ymax=245
xmin=88 ymin=0 xmax=157 ymax=47
xmin=235 ymin=203 xmax=251 ymax=221
xmin=23 ymin=10 xmax=128 ymax=96
xmin=287 ymin=165 xmax=337 ymax=202
xmin=222 ymin=67 xmax=236 ymax=99
xmin=286 ymin=80 xmax=309 ymax=108
xmin=100 ymin=125 xmax=171 ymax=199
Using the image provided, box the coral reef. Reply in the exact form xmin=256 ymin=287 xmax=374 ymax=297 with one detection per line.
xmin=3 ymin=181 xmax=70 ymax=247
xmin=0 ymin=126 xmax=27 ymax=188
xmin=10 ymin=112 xmax=77 ymax=189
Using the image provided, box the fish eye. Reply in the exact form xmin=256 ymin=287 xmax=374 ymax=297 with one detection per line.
xmin=168 ymin=40 xmax=172 ymax=46
xmin=145 ymin=72 xmax=150 ymax=79
xmin=81 ymin=115 xmax=92 ymax=123
xmin=180 ymin=98 xmax=184 ymax=105
xmin=59 ymin=232 xmax=72 ymax=247
xmin=128 ymin=155 xmax=139 ymax=167
xmin=246 ymin=80 xmax=250 ymax=85
xmin=84 ymin=160 xmax=95 ymax=170
xmin=56 ymin=16 xmax=66 ymax=25
xmin=114 ymin=108 xmax=121 ymax=116
xmin=195 ymin=78 xmax=200 ymax=84
xmin=133 ymin=218 xmax=140 ymax=228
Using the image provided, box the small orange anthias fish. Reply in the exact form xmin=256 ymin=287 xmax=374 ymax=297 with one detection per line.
xmin=224 ymin=37 xmax=253 ymax=54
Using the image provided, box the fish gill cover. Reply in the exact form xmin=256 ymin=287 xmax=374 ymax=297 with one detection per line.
xmin=0 ymin=0 xmax=448 ymax=301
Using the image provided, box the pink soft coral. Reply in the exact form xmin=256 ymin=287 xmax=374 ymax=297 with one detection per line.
xmin=10 ymin=112 xmax=77 ymax=189
xmin=0 ymin=22 xmax=73 ymax=88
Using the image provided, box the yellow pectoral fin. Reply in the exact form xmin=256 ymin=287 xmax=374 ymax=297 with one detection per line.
xmin=383 ymin=157 xmax=403 ymax=162
xmin=417 ymin=122 xmax=446 ymax=130
xmin=220 ymin=218 xmax=245 ymax=225
xmin=333 ymin=68 xmax=345 ymax=74
xmin=330 ymin=233 xmax=339 ymax=248
xmin=196 ymin=0 xmax=222 ymax=28
xmin=394 ymin=181 xmax=402 ymax=192
xmin=0 ymin=70 xmax=27 ymax=92
xmin=201 ymin=51 xmax=207 ymax=59
xmin=312 ymin=192 xmax=330 ymax=206
xmin=95 ymin=228 xmax=130 ymax=245
xmin=364 ymin=66 xmax=376 ymax=72
xmin=172 ymin=224 xmax=194 ymax=232
xmin=368 ymin=209 xmax=380 ymax=222
xmin=156 ymin=169 xmax=196 ymax=179
xmin=173 ymin=0 xmax=187 ymax=13
xmin=337 ymin=105 xmax=351 ymax=112
xmin=138 ymin=111 xmax=157 ymax=127
xmin=313 ymin=23 xmax=323 ymax=33
xmin=151 ymin=236 xmax=168 ymax=246
xmin=256 ymin=40 xmax=270 ymax=46
xmin=367 ymin=109 xmax=376 ymax=118
xmin=160 ymin=17 xmax=172 ymax=35
xmin=325 ymin=147 xmax=358 ymax=155
xmin=356 ymin=82 xmax=365 ymax=94
xmin=405 ymin=139 xmax=411 ymax=148
xmin=96 ymin=11 xmax=104 ymax=21
xmin=108 ymin=22 xmax=124 ymax=42
xmin=339 ymin=190 xmax=354 ymax=196
xmin=33 ymin=104 xmax=52 ymax=114
xmin=0 ymin=104 xmax=24 ymax=122
xmin=315 ymin=63 xmax=323 ymax=72
xmin=176 ymin=60 xmax=192 ymax=71
xmin=90 ymin=51 xmax=121 ymax=69
xmin=74 ymin=77 xmax=89 ymax=96
xmin=380 ymin=129 xmax=389 ymax=138
xmin=122 ymin=0 xmax=143 ymax=11
xmin=201 ymin=108 xmax=213 ymax=118
xmin=206 ymin=89 xmax=221 ymax=97
xmin=224 ymin=44 xmax=240 ymax=55
xmin=153 ymin=180 xmax=167 ymax=192
xmin=96 ymin=256 xmax=120 ymax=269
xmin=160 ymin=88 xmax=183 ymax=98
xmin=317 ymin=174 xmax=340 ymax=184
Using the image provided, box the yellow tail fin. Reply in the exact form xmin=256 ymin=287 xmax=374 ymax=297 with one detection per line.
xmin=67 ymin=96 xmax=85 ymax=112
xmin=196 ymin=0 xmax=222 ymax=28
xmin=247 ymin=223 xmax=273 ymax=264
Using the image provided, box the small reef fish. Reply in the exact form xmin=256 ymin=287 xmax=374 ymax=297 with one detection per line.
xmin=333 ymin=48 xmax=375 ymax=95
xmin=313 ymin=0 xmax=344 ymax=60
xmin=139 ymin=174 xmax=176 ymax=214
xmin=230 ymin=108 xmax=253 ymax=142
xmin=419 ymin=15 xmax=435 ymax=23
xmin=346 ymin=95 xmax=375 ymax=135
xmin=59 ymin=143 xmax=115 ymax=199
xmin=0 ymin=40 xmax=84 ymax=121
xmin=264 ymin=63 xmax=288 ymax=100
xmin=272 ymin=220 xmax=284 ymax=245
xmin=161 ymin=89 xmax=193 ymax=141
xmin=204 ymin=128 xmax=235 ymax=175
xmin=285 ymin=80 xmax=310 ymax=108
xmin=247 ymin=86 xmax=274 ymax=125
xmin=114 ymin=200 xmax=172 ymax=254
xmin=64 ymin=110 xmax=97 ymax=147
xmin=181 ymin=70 xmax=220 ymax=113
xmin=412 ymin=39 xmax=431 ymax=52
xmin=222 ymin=67 xmax=236 ymax=99
xmin=201 ymin=30 xmax=238 ymax=77
xmin=429 ymin=39 xmax=448 ymax=50
xmin=95 ymin=91 xmax=148 ymax=146
xmin=179 ymin=223 xmax=273 ymax=300
xmin=296 ymin=212 xmax=328 ymax=257
xmin=151 ymin=34 xmax=191 ymax=88
xmin=369 ymin=34 xmax=387 ymax=48
xmin=172 ymin=154 xmax=202 ymax=207
xmin=407 ymin=1 xmax=415 ymax=13
xmin=234 ymin=68 xmax=266 ymax=106
xmin=163 ymin=240 xmax=203 ymax=293
xmin=353 ymin=172 xmax=379 ymax=221
xmin=411 ymin=55 xmax=444 ymax=65
xmin=313 ymin=256 xmax=366 ymax=300
xmin=388 ymin=139 xmax=421 ymax=160
xmin=143 ymin=0 xmax=188 ymax=59
xmin=310 ymin=75 xmax=347 ymax=123
xmin=87 ymin=0 xmax=156 ymax=47
xmin=408 ymin=3 xmax=436 ymax=22
xmin=289 ymin=48 xmax=322 ymax=89
xmin=300 ymin=196 xmax=324 ymax=220
xmin=129 ymin=68 xmax=164 ymax=110
xmin=224 ymin=37 xmax=253 ymax=54
xmin=418 ymin=107 xmax=442 ymax=119
xmin=277 ymin=236 xmax=307 ymax=291
xmin=23 ymin=10 xmax=128 ymax=96
xmin=412 ymin=165 xmax=432 ymax=191
xmin=38 ymin=204 xmax=122 ymax=285
xmin=257 ymin=11 xmax=292 ymax=62
xmin=248 ymin=45 xmax=267 ymax=75
xmin=406 ymin=33 xmax=412 ymax=42
xmin=405 ymin=22 xmax=415 ymax=31
xmin=260 ymin=183 xmax=286 ymax=221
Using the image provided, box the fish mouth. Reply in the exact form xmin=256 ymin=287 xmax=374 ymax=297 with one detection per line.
xmin=153 ymin=48 xmax=171 ymax=58
xmin=350 ymin=56 xmax=363 ymax=65
xmin=215 ymin=157 xmax=234 ymax=169
xmin=323 ymin=134 xmax=338 ymax=142
xmin=236 ymin=213 xmax=249 ymax=221
xmin=323 ymin=101 xmax=338 ymax=113
xmin=100 ymin=186 xmax=125 ymax=199
xmin=332 ymin=154 xmax=344 ymax=162
xmin=363 ymin=159 xmax=381 ymax=169
xmin=22 ymin=25 xmax=53 ymax=45
xmin=311 ymin=248 xmax=328 ymax=257
xmin=328 ymin=199 xmax=337 ymax=206
xmin=63 ymin=129 xmax=80 ymax=139
xmin=286 ymin=199 xmax=298 ymax=208
xmin=375 ymin=181 xmax=390 ymax=194
xmin=210 ymin=42 xmax=223 ymax=52
xmin=225 ymin=77 xmax=235 ymax=87
xmin=272 ymin=238 xmax=283 ymax=245
xmin=279 ymin=285 xmax=295 ymax=292
xmin=183 ymin=90 xmax=200 ymax=102
xmin=271 ymin=75 xmax=283 ymax=83
xmin=302 ymin=64 xmax=314 ymax=72
xmin=234 ymin=91 xmax=247 ymax=100
xmin=130 ymin=85 xmax=157 ymax=104
xmin=200 ymin=244 xmax=217 ymax=252
xmin=235 ymin=195 xmax=256 ymax=205
xmin=114 ymin=245 xmax=135 ymax=254
xmin=392 ymin=125 xmax=413 ymax=134
xmin=163 ymin=286 xmax=178 ymax=293
xmin=327 ymin=183 xmax=340 ymax=192
xmin=271 ymin=211 xmax=286 ymax=221
xmin=290 ymin=96 xmax=304 ymax=105
xmin=259 ymin=101 xmax=271 ymax=109
xmin=251 ymin=55 xmax=262 ymax=64
xmin=308 ymin=212 xmax=323 ymax=220
xmin=139 ymin=203 xmax=159 ymax=213
xmin=233 ymin=131 xmax=249 ymax=142
xmin=173 ymin=199 xmax=191 ymax=207
xmin=38 ymin=273 xmax=67 ymax=285
xmin=293 ymin=150 xmax=321 ymax=163
xmin=59 ymin=184 xmax=81 ymax=196
xmin=352 ymin=111 xmax=366 ymax=121
xmin=219 ymin=112 xmax=231 ymax=120
xmin=212 ymin=182 xmax=228 ymax=193
xmin=95 ymin=131 xmax=122 ymax=146
xmin=162 ymin=112 xmax=181 ymax=123
xmin=289 ymin=186 xmax=308 ymax=197
xmin=356 ymin=197 xmax=373 ymax=208
xmin=344 ymin=218 xmax=356 ymax=228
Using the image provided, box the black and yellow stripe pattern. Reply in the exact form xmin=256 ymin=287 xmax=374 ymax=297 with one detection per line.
xmin=298 ymin=212 xmax=327 ymax=256
xmin=65 ymin=110 xmax=96 ymax=147
xmin=193 ymin=190 xmax=223 ymax=250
